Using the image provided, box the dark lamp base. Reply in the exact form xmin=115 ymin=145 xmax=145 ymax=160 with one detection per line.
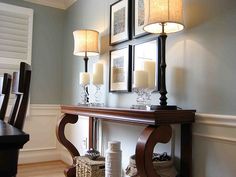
xmin=150 ymin=105 xmax=179 ymax=110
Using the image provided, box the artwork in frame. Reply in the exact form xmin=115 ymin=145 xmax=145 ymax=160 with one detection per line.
xmin=109 ymin=46 xmax=132 ymax=92
xmin=133 ymin=38 xmax=160 ymax=91
xmin=133 ymin=0 xmax=148 ymax=38
xmin=110 ymin=0 xmax=131 ymax=45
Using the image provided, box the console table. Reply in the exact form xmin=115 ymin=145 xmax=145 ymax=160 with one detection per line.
xmin=56 ymin=105 xmax=195 ymax=177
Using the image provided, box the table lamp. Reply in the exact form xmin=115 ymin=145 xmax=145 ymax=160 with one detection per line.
xmin=73 ymin=29 xmax=99 ymax=71
xmin=73 ymin=29 xmax=99 ymax=103
xmin=143 ymin=0 xmax=184 ymax=109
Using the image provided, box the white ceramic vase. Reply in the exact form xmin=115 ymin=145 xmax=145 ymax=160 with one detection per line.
xmin=105 ymin=141 xmax=122 ymax=177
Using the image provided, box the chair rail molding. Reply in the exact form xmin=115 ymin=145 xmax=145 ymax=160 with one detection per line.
xmin=30 ymin=104 xmax=60 ymax=116
xmin=193 ymin=132 xmax=236 ymax=144
xmin=195 ymin=113 xmax=236 ymax=127
xmin=194 ymin=113 xmax=236 ymax=144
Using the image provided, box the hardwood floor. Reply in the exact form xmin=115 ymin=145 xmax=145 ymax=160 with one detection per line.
xmin=17 ymin=161 xmax=67 ymax=177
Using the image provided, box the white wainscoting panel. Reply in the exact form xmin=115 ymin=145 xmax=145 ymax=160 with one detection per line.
xmin=18 ymin=104 xmax=61 ymax=164
xmin=193 ymin=113 xmax=236 ymax=177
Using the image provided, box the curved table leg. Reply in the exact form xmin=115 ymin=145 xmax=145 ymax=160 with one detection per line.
xmin=136 ymin=125 xmax=172 ymax=177
xmin=56 ymin=113 xmax=80 ymax=177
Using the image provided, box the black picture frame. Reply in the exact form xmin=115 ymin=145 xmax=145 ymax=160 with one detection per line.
xmin=109 ymin=0 xmax=131 ymax=45
xmin=109 ymin=45 xmax=132 ymax=92
xmin=133 ymin=38 xmax=160 ymax=91
xmin=132 ymin=0 xmax=149 ymax=38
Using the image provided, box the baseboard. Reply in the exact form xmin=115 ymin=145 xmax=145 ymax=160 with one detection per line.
xmin=19 ymin=147 xmax=61 ymax=164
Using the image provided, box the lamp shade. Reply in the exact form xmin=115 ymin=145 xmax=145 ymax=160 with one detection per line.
xmin=143 ymin=0 xmax=184 ymax=34
xmin=73 ymin=29 xmax=99 ymax=56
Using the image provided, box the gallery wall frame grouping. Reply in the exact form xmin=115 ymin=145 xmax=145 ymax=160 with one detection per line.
xmin=109 ymin=0 xmax=160 ymax=93
xmin=109 ymin=0 xmax=148 ymax=46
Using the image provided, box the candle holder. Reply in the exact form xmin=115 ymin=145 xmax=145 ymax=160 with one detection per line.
xmin=131 ymin=87 xmax=148 ymax=110
xmin=132 ymin=70 xmax=149 ymax=110
xmin=80 ymin=84 xmax=89 ymax=105
xmin=145 ymin=88 xmax=155 ymax=109
xmin=91 ymin=84 xmax=104 ymax=107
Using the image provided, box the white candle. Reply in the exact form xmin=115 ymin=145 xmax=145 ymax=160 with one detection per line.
xmin=80 ymin=72 xmax=90 ymax=85
xmin=143 ymin=60 xmax=156 ymax=89
xmin=133 ymin=70 xmax=148 ymax=88
xmin=92 ymin=63 xmax=104 ymax=85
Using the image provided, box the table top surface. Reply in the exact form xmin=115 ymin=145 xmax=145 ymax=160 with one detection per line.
xmin=0 ymin=120 xmax=29 ymax=145
xmin=61 ymin=105 xmax=196 ymax=125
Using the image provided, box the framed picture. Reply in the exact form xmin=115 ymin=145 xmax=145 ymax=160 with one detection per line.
xmin=109 ymin=46 xmax=132 ymax=92
xmin=132 ymin=0 xmax=148 ymax=38
xmin=133 ymin=38 xmax=160 ymax=91
xmin=110 ymin=0 xmax=131 ymax=45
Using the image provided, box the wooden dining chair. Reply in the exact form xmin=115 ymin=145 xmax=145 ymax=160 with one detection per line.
xmin=0 ymin=62 xmax=31 ymax=177
xmin=0 ymin=73 xmax=12 ymax=121
xmin=8 ymin=62 xmax=31 ymax=130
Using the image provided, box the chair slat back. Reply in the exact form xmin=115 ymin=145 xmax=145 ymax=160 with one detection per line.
xmin=8 ymin=72 xmax=22 ymax=125
xmin=11 ymin=72 xmax=20 ymax=94
xmin=8 ymin=62 xmax=31 ymax=130
xmin=8 ymin=72 xmax=21 ymax=125
xmin=0 ymin=73 xmax=12 ymax=120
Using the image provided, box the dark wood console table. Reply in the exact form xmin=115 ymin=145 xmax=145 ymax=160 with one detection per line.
xmin=56 ymin=105 xmax=195 ymax=177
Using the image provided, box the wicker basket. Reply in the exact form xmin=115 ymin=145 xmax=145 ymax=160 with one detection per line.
xmin=126 ymin=155 xmax=177 ymax=177
xmin=75 ymin=156 xmax=105 ymax=177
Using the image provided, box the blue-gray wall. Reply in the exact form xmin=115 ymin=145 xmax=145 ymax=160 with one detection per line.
xmin=0 ymin=0 xmax=65 ymax=104
xmin=62 ymin=0 xmax=236 ymax=115
xmin=3 ymin=0 xmax=236 ymax=114
xmin=2 ymin=0 xmax=236 ymax=112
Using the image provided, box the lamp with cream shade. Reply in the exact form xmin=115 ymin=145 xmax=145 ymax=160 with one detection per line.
xmin=73 ymin=29 xmax=99 ymax=104
xmin=73 ymin=29 xmax=99 ymax=72
xmin=143 ymin=0 xmax=184 ymax=109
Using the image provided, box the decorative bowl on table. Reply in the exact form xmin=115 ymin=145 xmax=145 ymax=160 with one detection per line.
xmin=85 ymin=148 xmax=100 ymax=160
